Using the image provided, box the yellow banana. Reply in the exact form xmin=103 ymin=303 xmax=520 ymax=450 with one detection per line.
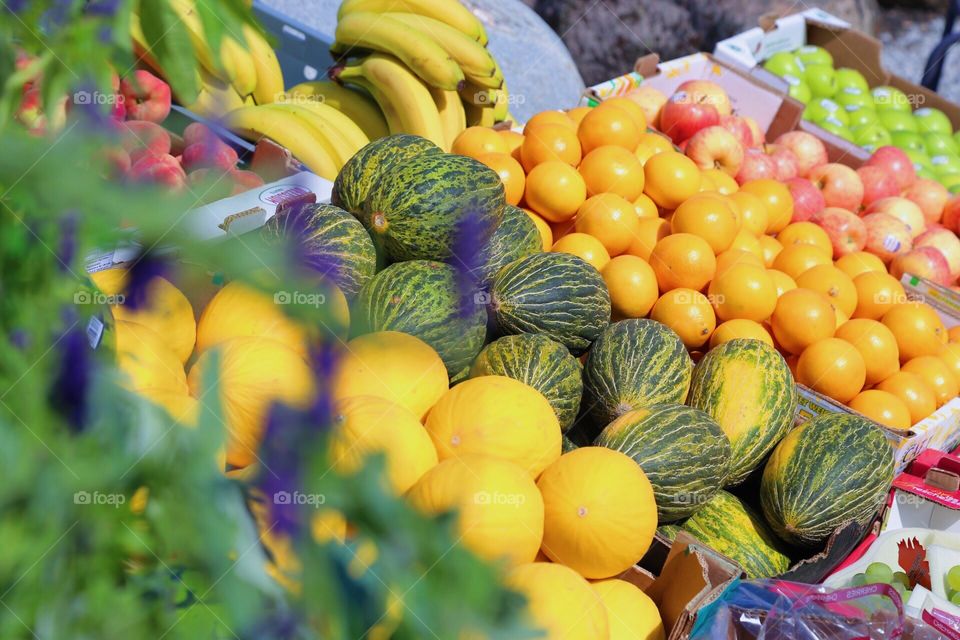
xmin=333 ymin=12 xmax=464 ymax=91
xmin=287 ymin=81 xmax=389 ymax=140
xmin=182 ymin=71 xmax=245 ymax=118
xmin=220 ymin=35 xmax=258 ymax=97
xmin=260 ymin=103 xmax=356 ymax=166
xmin=270 ymin=99 xmax=370 ymax=156
xmin=464 ymin=102 xmax=496 ymax=128
xmin=168 ymin=0 xmax=256 ymax=96
xmin=382 ymin=13 xmax=500 ymax=88
xmin=492 ymin=88 xmax=509 ymax=123
xmin=335 ymin=54 xmax=446 ymax=148
xmin=338 ymin=0 xmax=488 ymax=45
xmin=458 ymin=82 xmax=498 ymax=107
xmin=223 ymin=106 xmax=340 ymax=180
xmin=243 ymin=23 xmax=285 ymax=105
xmin=339 ymin=76 xmax=406 ymax=140
xmin=430 ymin=88 xmax=466 ymax=152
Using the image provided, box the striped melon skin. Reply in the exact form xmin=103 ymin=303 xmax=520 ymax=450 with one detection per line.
xmin=582 ymin=319 xmax=692 ymax=431
xmin=332 ymin=134 xmax=441 ymax=214
xmin=262 ymin=203 xmax=376 ymax=299
xmin=490 ymin=253 xmax=610 ymax=356
xmin=469 ymin=334 xmax=582 ymax=432
xmin=561 ymin=435 xmax=579 ymax=453
xmin=687 ymin=339 xmax=797 ymax=487
xmin=682 ymin=490 xmax=791 ymax=579
xmin=595 ymin=404 xmax=731 ymax=522
xmin=473 ymin=205 xmax=542 ymax=288
xmin=351 ymin=260 xmax=487 ymax=378
xmin=760 ymin=413 xmax=894 ymax=548
xmin=361 ymin=152 xmax=506 ymax=262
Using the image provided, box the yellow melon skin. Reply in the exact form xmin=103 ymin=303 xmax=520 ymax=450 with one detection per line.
xmin=592 ymin=578 xmax=665 ymax=640
xmin=425 ymin=376 xmax=561 ymax=478
xmin=334 ymin=331 xmax=448 ymax=420
xmin=330 ymin=395 xmax=438 ymax=494
xmin=505 ymin=562 xmax=609 ymax=640
xmin=110 ymin=276 xmax=197 ymax=364
xmin=187 ymin=336 xmax=315 ymax=469
xmin=537 ymin=447 xmax=657 ymax=579
xmin=114 ymin=320 xmax=188 ymax=395
xmin=406 ymin=454 xmax=544 ymax=567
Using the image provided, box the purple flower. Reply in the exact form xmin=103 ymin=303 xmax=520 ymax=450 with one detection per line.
xmin=245 ymin=611 xmax=302 ymax=639
xmin=48 ymin=313 xmax=91 ymax=432
xmin=123 ymin=251 xmax=169 ymax=310
xmin=450 ymin=206 xmax=490 ymax=318
xmin=57 ymin=212 xmax=77 ymax=270
xmin=253 ymin=403 xmax=307 ymax=537
xmin=5 ymin=0 xmax=27 ymax=14
xmin=10 ymin=329 xmax=29 ymax=350
xmin=84 ymin=0 xmax=120 ymax=17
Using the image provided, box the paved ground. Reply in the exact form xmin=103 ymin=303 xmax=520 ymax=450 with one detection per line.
xmin=879 ymin=7 xmax=960 ymax=101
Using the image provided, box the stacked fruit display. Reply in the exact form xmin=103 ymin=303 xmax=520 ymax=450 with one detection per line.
xmin=763 ymin=44 xmax=960 ymax=192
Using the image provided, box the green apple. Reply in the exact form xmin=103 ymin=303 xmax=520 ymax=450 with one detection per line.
xmin=879 ymin=111 xmax=919 ymax=133
xmin=953 ymin=130 xmax=960 ymax=149
xmin=783 ymin=74 xmax=812 ymax=103
xmin=835 ymin=87 xmax=874 ymax=110
xmin=818 ymin=119 xmax=854 ymax=142
xmin=939 ymin=173 xmax=960 ymax=193
xmin=906 ymin=148 xmax=934 ymax=172
xmin=804 ymin=64 xmax=838 ymax=98
xmin=918 ymin=167 xmax=939 ymax=181
xmin=914 ymin=107 xmax=953 ymax=135
xmin=924 ymin=132 xmax=959 ymax=156
xmin=853 ymin=123 xmax=892 ymax=148
xmin=930 ymin=154 xmax=960 ymax=176
xmin=872 ymin=86 xmax=912 ymax=112
xmin=795 ymin=45 xmax=833 ymax=67
xmin=891 ymin=130 xmax=927 ymax=153
xmin=836 ymin=67 xmax=870 ymax=92
xmin=804 ymin=98 xmax=844 ymax=123
xmin=847 ymin=106 xmax=880 ymax=129
xmin=764 ymin=52 xmax=804 ymax=78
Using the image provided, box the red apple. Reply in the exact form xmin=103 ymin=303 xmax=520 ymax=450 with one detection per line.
xmin=765 ymin=144 xmax=800 ymax=181
xmin=735 ymin=148 xmax=777 ymax=185
xmin=856 ymin=165 xmax=900 ymax=210
xmin=773 ymin=131 xmax=828 ymax=177
xmin=742 ymin=116 xmax=765 ymax=148
xmin=625 ymin=86 xmax=668 ymax=129
xmin=685 ymin=125 xmax=745 ymax=175
xmin=787 ymin=177 xmax=826 ymax=222
xmin=718 ymin=115 xmax=753 ymax=148
xmin=808 ymin=163 xmax=864 ymax=212
xmin=903 ymin=178 xmax=949 ymax=225
xmin=890 ymin=247 xmax=952 ymax=285
xmin=676 ymin=80 xmax=732 ymax=117
xmin=865 ymin=146 xmax=916 ymax=192
xmin=811 ymin=207 xmax=867 ymax=257
xmin=865 ymin=197 xmax=926 ymax=238
xmin=862 ymin=212 xmax=913 ymax=263
xmin=915 ymin=227 xmax=960 ymax=280
xmin=119 ymin=120 xmax=171 ymax=159
xmin=942 ymin=197 xmax=960 ymax=234
xmin=129 ymin=153 xmax=186 ymax=190
xmin=182 ymin=140 xmax=239 ymax=173
xmin=119 ymin=70 xmax=172 ymax=123
xmin=659 ymin=92 xmax=720 ymax=144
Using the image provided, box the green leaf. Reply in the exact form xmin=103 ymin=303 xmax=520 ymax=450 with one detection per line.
xmin=137 ymin=0 xmax=199 ymax=103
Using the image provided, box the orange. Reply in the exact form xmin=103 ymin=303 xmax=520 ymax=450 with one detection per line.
xmin=772 ymin=244 xmax=833 ymax=280
xmin=633 ymin=193 xmax=658 ymax=219
xmin=650 ymin=288 xmax=716 ymax=349
xmin=626 ymin=218 xmax=670 ymax=261
xmin=728 ymin=229 xmax=764 ymax=260
xmin=452 ymin=126 xmax=506 ymax=159
xmin=698 ymin=171 xmax=717 ymax=192
xmin=795 ymin=265 xmax=858 ymax=318
xmin=552 ymin=232 xmax=611 ymax=271
xmin=709 ymin=319 xmax=773 ymax=349
xmin=670 ymin=194 xmax=739 ymax=254
xmin=643 ymin=152 xmax=701 ymax=209
xmin=835 ymin=252 xmax=887 ymax=280
xmin=523 ymin=110 xmax=575 ymax=134
xmin=852 ymin=271 xmax=906 ymax=320
xmin=524 ymin=208 xmax=553 ymax=251
xmin=566 ymin=106 xmax=591 ymax=126
xmin=771 ymin=288 xmax=837 ymax=355
xmin=578 ymin=102 xmax=642 ymax=154
xmin=739 ymin=179 xmax=793 ymax=234
xmin=882 ymin=302 xmax=949 ymax=362
xmin=601 ymin=96 xmax=648 ymax=132
xmin=759 ymin=235 xmax=783 ymax=268
xmin=701 ymin=168 xmax=739 ymax=195
xmin=835 ymin=305 xmax=849 ymax=329
xmin=499 ymin=130 xmax=525 ymax=162
xmin=648 ymin=233 xmax=717 ymax=292
xmin=877 ymin=371 xmax=937 ymax=425
xmin=578 ymin=145 xmax=645 ymax=200
xmin=728 ymin=191 xmax=769 ymax=237
xmin=708 ymin=264 xmax=777 ymax=322
xmin=602 ymin=255 xmax=659 ymax=319
xmin=949 ymin=326 xmax=960 ymax=343
xmin=797 ymin=338 xmax=866 ymax=403
xmin=477 ymin=153 xmax=525 ymax=206
xmin=574 ymin=193 xmax=642 ymax=257
xmin=776 ymin=222 xmax=833 ymax=258
xmin=520 ymin=123 xmax=582 ymax=171
xmin=524 ymin=161 xmax=587 ymax=222
xmin=768 ymin=269 xmax=797 ymax=298
xmin=715 ymin=249 xmax=765 ymax=275
xmin=636 ymin=131 xmax=674 ymax=156
xmin=939 ymin=342 xmax=960 ymax=383
xmin=902 ymin=356 xmax=959 ymax=407
xmin=834 ymin=319 xmax=901 ymax=386
xmin=848 ymin=390 xmax=912 ymax=431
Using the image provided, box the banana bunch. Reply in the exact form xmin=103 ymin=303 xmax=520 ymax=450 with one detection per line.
xmin=329 ymin=0 xmax=512 ymax=151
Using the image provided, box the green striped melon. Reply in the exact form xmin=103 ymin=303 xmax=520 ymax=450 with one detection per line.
xmin=332 ymin=134 xmax=441 ymax=214
xmin=582 ymin=319 xmax=692 ymax=432
xmin=490 ymin=252 xmax=610 ymax=355
xmin=657 ymin=525 xmax=682 ymax=542
xmin=359 ymin=151 xmax=506 ymax=262
xmin=262 ymin=203 xmax=376 ymax=299
xmin=473 ymin=205 xmax=542 ymax=287
xmin=351 ymin=260 xmax=487 ymax=378
xmin=561 ymin=435 xmax=579 ymax=453
xmin=687 ymin=339 xmax=797 ymax=487
xmin=469 ymin=334 xmax=582 ymax=432
xmin=760 ymin=413 xmax=894 ymax=548
xmin=595 ymin=404 xmax=731 ymax=522
xmin=682 ymin=490 xmax=791 ymax=579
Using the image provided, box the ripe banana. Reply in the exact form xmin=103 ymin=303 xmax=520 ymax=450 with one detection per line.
xmin=382 ymin=13 xmax=500 ymax=89
xmin=287 ymin=81 xmax=389 ymax=140
xmin=339 ymin=76 xmax=406 ymax=140
xmin=338 ymin=0 xmax=488 ymax=45
xmin=183 ymin=71 xmax=245 ymax=118
xmin=458 ymin=82 xmax=497 ymax=107
xmin=242 ymin=23 xmax=285 ymax=105
xmin=430 ymin=88 xmax=466 ymax=152
xmin=492 ymin=87 xmax=509 ymax=123
xmin=335 ymin=54 xmax=446 ymax=148
xmin=270 ymin=99 xmax=370 ymax=156
xmin=334 ymin=13 xmax=464 ymax=91
xmin=261 ymin=103 xmax=357 ymax=166
xmin=464 ymin=102 xmax=496 ymax=128
xmin=223 ymin=106 xmax=340 ymax=180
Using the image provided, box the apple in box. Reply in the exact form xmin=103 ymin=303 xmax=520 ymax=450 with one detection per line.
xmin=856 ymin=166 xmax=900 ymax=209
xmin=119 ymin=70 xmax=172 ymax=124
xmin=890 ymin=247 xmax=953 ymax=285
xmin=735 ymin=148 xmax=777 ymax=184
xmin=719 ymin=115 xmax=755 ymax=149
xmin=119 ymin=120 xmax=171 ymax=162
xmin=865 ymin=197 xmax=926 ymax=238
xmin=129 ymin=153 xmax=186 ymax=190
xmin=808 ymin=163 xmax=864 ymax=212
xmin=865 ymin=146 xmax=917 ymax=191
xmin=811 ymin=207 xmax=866 ymax=257
xmin=675 ymin=80 xmax=731 ymax=117
xmin=787 ymin=177 xmax=826 ymax=222
xmin=685 ymin=126 xmax=744 ymax=175
xmin=903 ymin=178 xmax=950 ymax=225
xmin=625 ymin=86 xmax=668 ymax=129
xmin=862 ymin=212 xmax=913 ymax=263
xmin=942 ymin=197 xmax=960 ymax=234
xmin=659 ymin=91 xmax=720 ymax=144
xmin=915 ymin=227 xmax=960 ymax=280
xmin=765 ymin=144 xmax=800 ymax=181
xmin=773 ymin=131 xmax=828 ymax=177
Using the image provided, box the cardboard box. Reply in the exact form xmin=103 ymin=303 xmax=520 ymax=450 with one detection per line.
xmin=885 ymin=449 xmax=960 ymax=534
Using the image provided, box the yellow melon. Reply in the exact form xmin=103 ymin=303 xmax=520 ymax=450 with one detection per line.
xmin=114 ymin=320 xmax=188 ymax=394
xmin=505 ymin=562 xmax=609 ymax=639
xmin=111 ymin=276 xmax=196 ymax=364
xmin=537 ymin=447 xmax=657 ymax=579
xmin=592 ymin=578 xmax=665 ymax=640
xmin=406 ymin=454 xmax=544 ymax=566
xmin=334 ymin=331 xmax=448 ymax=420
xmin=425 ymin=376 xmax=561 ymax=477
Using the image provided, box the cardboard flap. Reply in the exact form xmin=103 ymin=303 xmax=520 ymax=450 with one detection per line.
xmin=780 ymin=519 xmax=872 ymax=583
xmin=806 ymin=23 xmax=886 ymax=87
xmin=895 ymin=450 xmax=960 ymax=511
xmin=928 ymin=468 xmax=960 ymax=493
xmin=633 ymin=54 xmax=660 ymax=79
